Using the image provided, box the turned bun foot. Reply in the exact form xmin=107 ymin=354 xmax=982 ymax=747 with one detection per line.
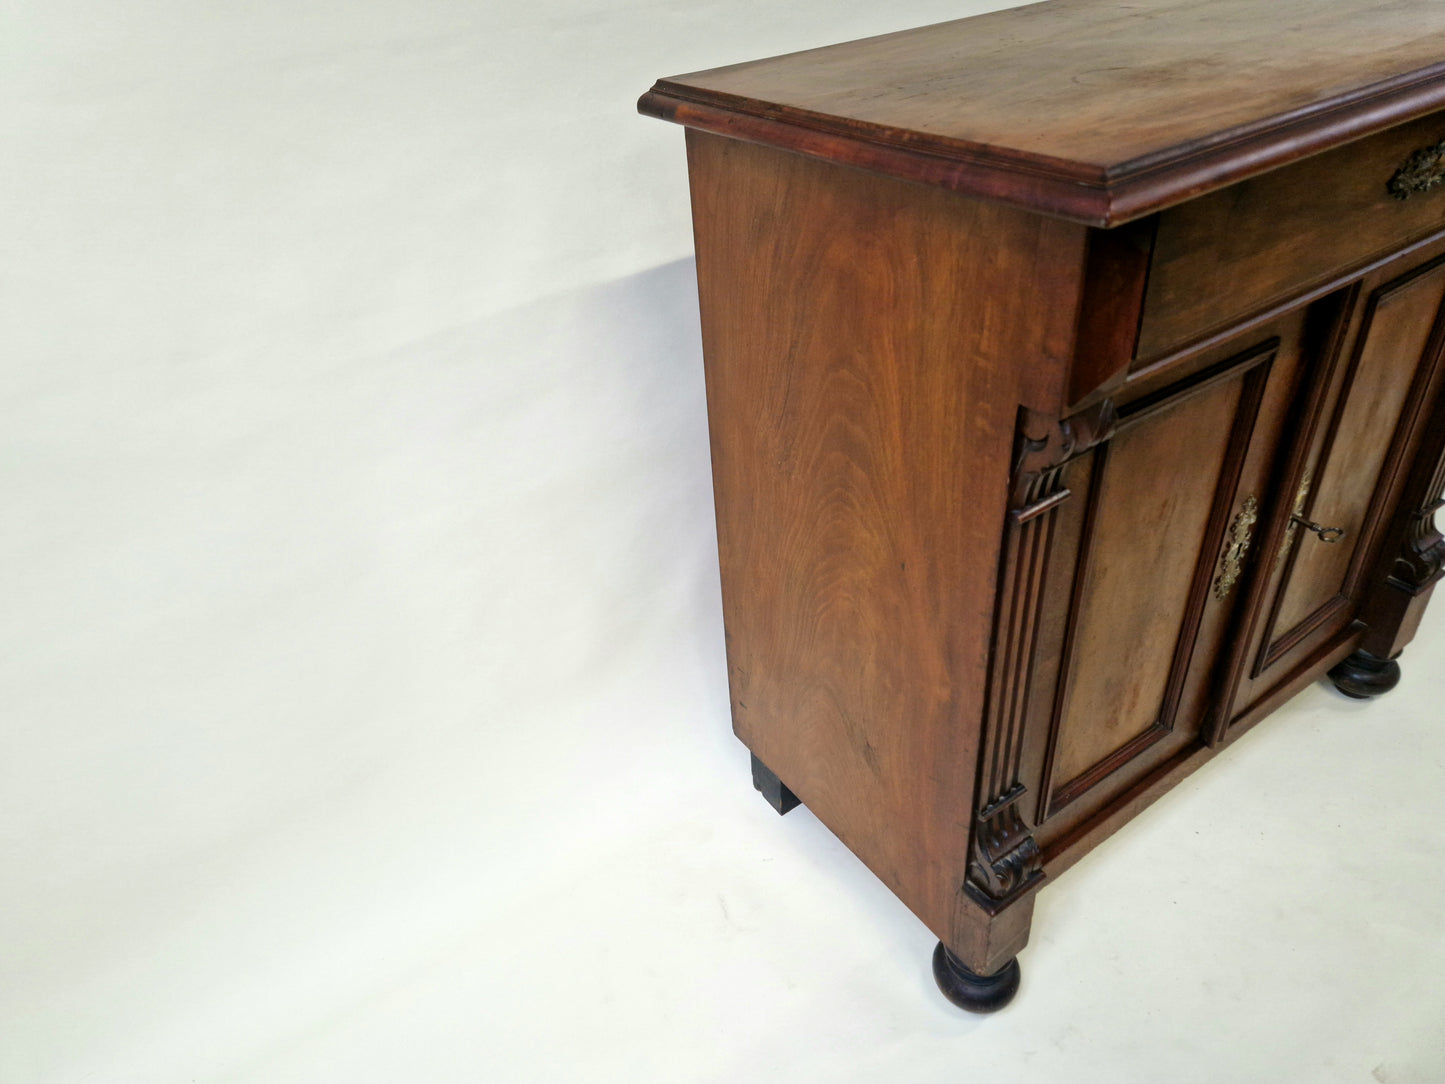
xmin=1327 ymin=649 xmax=1401 ymax=700
xmin=931 ymin=943 xmax=1020 ymax=1013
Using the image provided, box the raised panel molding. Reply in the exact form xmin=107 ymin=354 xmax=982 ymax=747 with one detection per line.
xmin=1257 ymin=255 xmax=1445 ymax=675
xmin=1036 ymin=342 xmax=1276 ymax=819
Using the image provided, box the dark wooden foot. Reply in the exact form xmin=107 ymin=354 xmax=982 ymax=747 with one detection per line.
xmin=1327 ymin=648 xmax=1402 ymax=699
xmin=750 ymin=753 xmax=800 ymax=815
xmin=931 ymin=942 xmax=1021 ymax=1013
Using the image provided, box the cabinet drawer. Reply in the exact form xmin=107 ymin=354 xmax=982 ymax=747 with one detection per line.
xmin=1136 ymin=111 xmax=1445 ymax=363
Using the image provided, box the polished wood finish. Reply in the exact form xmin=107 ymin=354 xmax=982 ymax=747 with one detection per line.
xmin=1047 ymin=373 xmax=1245 ymax=795
xmin=645 ymin=1 xmax=1445 ymax=1010
xmin=642 ymin=0 xmax=1445 ymax=226
xmin=686 ymin=128 xmax=1084 ymax=949
xmin=1356 ymin=321 xmax=1445 ymax=661
xmin=1138 ymin=112 xmax=1445 ymax=360
xmin=1219 ymin=248 xmax=1445 ymax=728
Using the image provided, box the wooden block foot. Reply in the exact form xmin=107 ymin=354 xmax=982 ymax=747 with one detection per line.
xmin=750 ymin=753 xmax=800 ymax=815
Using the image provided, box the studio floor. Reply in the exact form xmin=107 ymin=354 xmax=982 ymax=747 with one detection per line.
xmin=6 ymin=2 xmax=1444 ymax=1079
xmin=238 ymin=613 xmax=1445 ymax=1084
xmin=88 ymin=607 xmax=1445 ymax=1084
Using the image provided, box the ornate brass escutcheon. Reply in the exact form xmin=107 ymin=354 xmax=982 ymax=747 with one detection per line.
xmin=1215 ymin=495 xmax=1258 ymax=601
xmin=1388 ymin=138 xmax=1445 ymax=200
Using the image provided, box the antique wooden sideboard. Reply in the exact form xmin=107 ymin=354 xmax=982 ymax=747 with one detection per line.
xmin=639 ymin=0 xmax=1445 ymax=1010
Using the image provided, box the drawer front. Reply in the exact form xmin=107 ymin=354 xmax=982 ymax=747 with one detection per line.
xmin=1136 ymin=111 xmax=1445 ymax=363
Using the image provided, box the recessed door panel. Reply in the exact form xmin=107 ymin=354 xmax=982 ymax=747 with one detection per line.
xmin=1220 ymin=254 xmax=1445 ymax=726
xmin=1270 ymin=263 xmax=1445 ymax=646
xmin=1047 ymin=382 xmax=1239 ymax=795
xmin=1032 ymin=344 xmax=1275 ymax=826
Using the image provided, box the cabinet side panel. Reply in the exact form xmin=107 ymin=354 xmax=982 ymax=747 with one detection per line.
xmin=685 ymin=130 xmax=1085 ymax=941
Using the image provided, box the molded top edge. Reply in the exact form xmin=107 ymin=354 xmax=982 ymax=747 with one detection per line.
xmin=639 ymin=0 xmax=1445 ymax=225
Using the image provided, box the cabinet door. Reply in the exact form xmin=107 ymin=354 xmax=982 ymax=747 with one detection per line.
xmin=1017 ymin=325 xmax=1307 ymax=852
xmin=1220 ymin=252 xmax=1445 ymax=726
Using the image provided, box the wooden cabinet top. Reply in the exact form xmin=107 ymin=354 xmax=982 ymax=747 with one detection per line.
xmin=639 ymin=0 xmax=1445 ymax=226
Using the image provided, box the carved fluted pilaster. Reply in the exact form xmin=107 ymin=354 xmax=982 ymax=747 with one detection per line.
xmin=965 ymin=401 xmax=1116 ymax=910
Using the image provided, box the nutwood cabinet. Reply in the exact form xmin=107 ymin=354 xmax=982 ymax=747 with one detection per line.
xmin=640 ymin=0 xmax=1445 ymax=1010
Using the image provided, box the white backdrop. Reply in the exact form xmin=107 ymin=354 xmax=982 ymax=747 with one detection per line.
xmin=4 ymin=3 xmax=1444 ymax=1082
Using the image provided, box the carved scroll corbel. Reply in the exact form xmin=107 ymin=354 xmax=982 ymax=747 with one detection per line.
xmin=1380 ymin=378 xmax=1445 ymax=595
xmin=1011 ymin=399 xmax=1118 ymax=513
xmin=965 ymin=400 xmax=1117 ymax=911
xmin=1388 ymin=459 xmax=1445 ymax=591
xmin=967 ymin=803 xmax=1042 ymax=907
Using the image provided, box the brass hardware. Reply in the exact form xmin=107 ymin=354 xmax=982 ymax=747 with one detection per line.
xmin=1276 ymin=468 xmax=1313 ymax=567
xmin=1388 ymin=138 xmax=1445 ymax=200
xmin=1290 ymin=514 xmax=1346 ymax=544
xmin=1275 ymin=468 xmax=1346 ymax=562
xmin=1215 ymin=495 xmax=1258 ymax=601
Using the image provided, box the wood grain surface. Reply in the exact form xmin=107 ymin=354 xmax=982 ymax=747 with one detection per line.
xmin=641 ymin=0 xmax=1445 ymax=224
xmin=1219 ymin=246 xmax=1445 ymax=724
xmin=651 ymin=4 xmax=1445 ymax=993
xmin=686 ymin=130 xmax=1084 ymax=954
xmin=1048 ymin=380 xmax=1241 ymax=795
xmin=1138 ymin=111 xmax=1445 ymax=360
xmin=1275 ymin=264 xmax=1445 ymax=635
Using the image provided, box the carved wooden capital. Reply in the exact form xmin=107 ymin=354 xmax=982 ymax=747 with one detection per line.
xmin=1389 ymin=434 xmax=1445 ymax=590
xmin=1013 ymin=399 xmax=1118 ymax=479
xmin=1390 ymin=498 xmax=1445 ymax=589
xmin=1011 ymin=400 xmax=1117 ymax=514
xmin=966 ymin=803 xmax=1043 ymax=905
